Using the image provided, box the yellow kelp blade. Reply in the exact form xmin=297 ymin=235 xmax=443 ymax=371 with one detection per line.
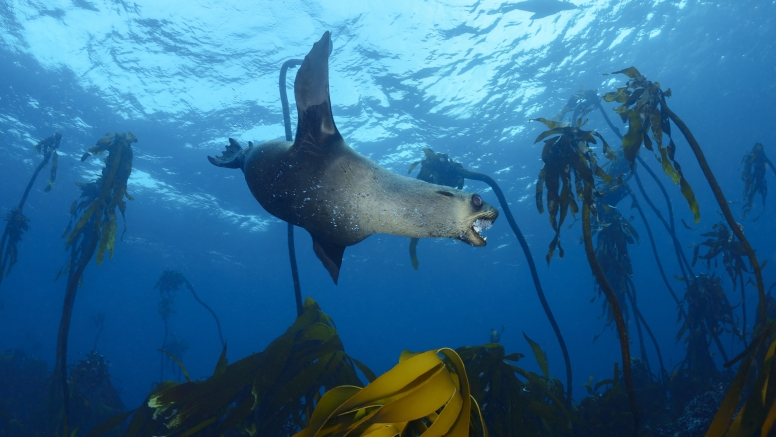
xmin=294 ymin=348 xmax=486 ymax=437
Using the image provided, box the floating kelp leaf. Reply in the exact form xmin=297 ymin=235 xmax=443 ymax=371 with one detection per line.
xmin=523 ymin=333 xmax=549 ymax=378
xmin=158 ymin=349 xmax=191 ymax=382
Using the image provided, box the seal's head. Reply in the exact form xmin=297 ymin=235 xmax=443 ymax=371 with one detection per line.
xmin=430 ymin=190 xmax=498 ymax=246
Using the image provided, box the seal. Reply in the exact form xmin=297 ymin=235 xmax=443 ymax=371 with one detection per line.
xmin=209 ymin=31 xmax=498 ymax=284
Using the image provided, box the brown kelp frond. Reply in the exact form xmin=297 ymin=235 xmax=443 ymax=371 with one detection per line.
xmin=676 ymin=275 xmax=739 ymax=360
xmin=0 ymin=133 xmax=62 ymax=285
xmin=407 ymin=148 xmax=465 ymax=189
xmin=294 ymin=347 xmax=486 ymax=437
xmin=92 ymin=298 xmax=372 ymax=437
xmin=532 ymin=118 xmax=615 ymax=264
xmin=32 ymin=132 xmax=63 ymax=193
xmin=603 ymin=67 xmax=700 ymax=222
xmin=705 ymin=319 xmax=776 ymax=437
xmin=0 ymin=207 xmax=30 ymax=280
xmin=65 ymin=132 xmax=135 ymax=266
xmin=593 ymin=205 xmax=638 ymax=331
xmin=691 ymin=221 xmax=749 ymax=291
xmin=741 ymin=142 xmax=775 ymax=220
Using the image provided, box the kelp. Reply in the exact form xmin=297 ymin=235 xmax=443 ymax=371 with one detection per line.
xmin=0 ymin=132 xmax=62 ymax=286
xmin=456 ymin=343 xmax=574 ymax=437
xmin=408 ymin=148 xmax=574 ymax=403
xmin=741 ymin=142 xmax=775 ymax=220
xmin=533 ymin=117 xmax=615 ymax=263
xmin=294 ymin=348 xmax=487 ymax=437
xmin=605 ymin=66 xmax=766 ymax=329
xmin=90 ymin=297 xmax=374 ymax=437
xmin=280 ymin=58 xmax=305 ymax=316
xmin=554 ymin=89 xmax=600 ymax=125
xmin=673 ymin=275 xmax=738 ymax=406
xmin=155 ymin=270 xmax=225 ymax=347
xmin=593 ymin=205 xmax=639 ymax=330
xmin=69 ymin=351 xmax=126 ymax=435
xmin=51 ymin=132 xmax=135 ymax=436
xmin=532 ymin=118 xmax=638 ymax=429
xmin=705 ymin=319 xmax=776 ymax=437
xmin=692 ymin=221 xmax=751 ymax=344
xmin=603 ymin=67 xmax=700 ymax=223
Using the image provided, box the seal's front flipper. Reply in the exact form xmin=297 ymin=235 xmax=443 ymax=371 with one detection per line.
xmin=208 ymin=138 xmax=249 ymax=169
xmin=293 ymin=31 xmax=343 ymax=152
xmin=311 ymin=233 xmax=345 ymax=284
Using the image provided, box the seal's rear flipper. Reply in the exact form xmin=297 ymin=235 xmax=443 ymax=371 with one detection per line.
xmin=311 ymin=234 xmax=345 ymax=284
xmin=293 ymin=31 xmax=343 ymax=152
xmin=208 ymin=138 xmax=248 ymax=169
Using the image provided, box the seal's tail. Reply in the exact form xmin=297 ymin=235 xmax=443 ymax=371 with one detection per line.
xmin=208 ymin=138 xmax=250 ymax=169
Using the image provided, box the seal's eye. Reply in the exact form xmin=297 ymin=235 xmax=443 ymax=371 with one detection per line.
xmin=472 ymin=194 xmax=483 ymax=208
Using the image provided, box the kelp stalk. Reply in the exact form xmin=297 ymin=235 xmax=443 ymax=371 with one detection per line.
xmin=52 ymin=133 xmax=135 ymax=435
xmin=582 ymin=201 xmax=638 ymax=432
xmin=0 ymin=133 xmax=61 ymax=284
xmin=661 ymin=99 xmax=766 ymax=324
xmin=624 ymin=276 xmax=667 ymax=382
xmin=458 ymin=167 xmax=574 ymax=403
xmin=183 ymin=277 xmax=224 ymax=346
xmin=280 ymin=58 xmax=304 ymax=316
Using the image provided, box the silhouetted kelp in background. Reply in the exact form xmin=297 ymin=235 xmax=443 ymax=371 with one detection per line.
xmin=0 ymin=132 xmax=61 ymax=287
xmin=50 ymin=132 xmax=135 ymax=436
xmin=154 ymin=269 xmax=225 ymax=381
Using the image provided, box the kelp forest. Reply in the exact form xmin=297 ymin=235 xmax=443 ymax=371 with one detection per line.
xmin=2 ymin=61 xmax=776 ymax=437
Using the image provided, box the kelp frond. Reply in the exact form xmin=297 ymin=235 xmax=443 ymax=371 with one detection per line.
xmin=0 ymin=133 xmax=62 ymax=285
xmin=294 ymin=347 xmax=486 ymax=437
xmin=603 ymin=67 xmax=700 ymax=222
xmin=65 ymin=132 xmax=136 ymax=266
xmin=532 ymin=117 xmax=615 ymax=263
xmin=93 ymin=298 xmax=373 ymax=437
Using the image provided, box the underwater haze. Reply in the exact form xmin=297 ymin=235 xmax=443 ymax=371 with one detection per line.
xmin=1 ymin=0 xmax=775 ymax=435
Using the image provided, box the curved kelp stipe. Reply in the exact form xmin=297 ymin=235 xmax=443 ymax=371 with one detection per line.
xmin=51 ymin=132 xmax=135 ymax=436
xmin=407 ymin=148 xmax=573 ymax=405
xmin=280 ymin=58 xmax=305 ymax=316
xmin=532 ymin=119 xmax=638 ymax=432
xmin=0 ymin=132 xmax=61 ymax=287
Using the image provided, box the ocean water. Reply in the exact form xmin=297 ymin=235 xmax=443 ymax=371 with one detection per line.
xmin=0 ymin=0 xmax=774 ymax=434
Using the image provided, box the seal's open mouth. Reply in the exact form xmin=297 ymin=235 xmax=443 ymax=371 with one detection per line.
xmin=472 ymin=218 xmax=494 ymax=241
xmin=465 ymin=210 xmax=498 ymax=246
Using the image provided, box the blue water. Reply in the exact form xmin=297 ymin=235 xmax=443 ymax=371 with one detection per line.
xmin=0 ymin=0 xmax=774 ymax=412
